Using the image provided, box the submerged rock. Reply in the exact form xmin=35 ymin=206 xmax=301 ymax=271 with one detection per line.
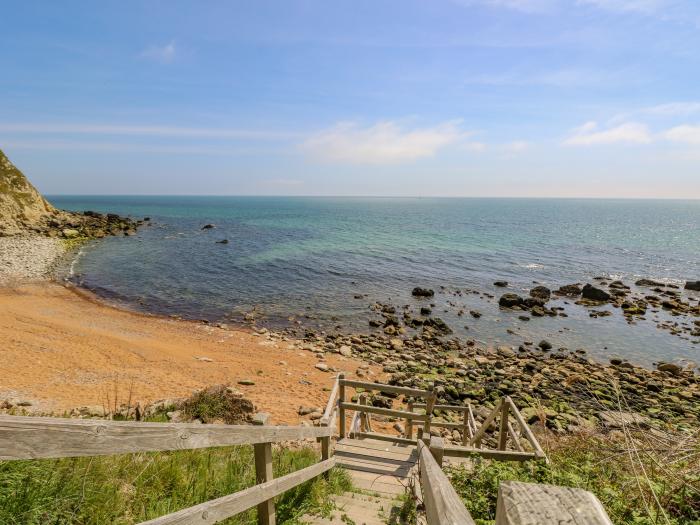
xmin=554 ymin=284 xmax=582 ymax=297
xmin=498 ymin=293 xmax=524 ymax=308
xmin=412 ymin=287 xmax=435 ymax=298
xmin=685 ymin=281 xmax=700 ymax=291
xmin=529 ymin=286 xmax=551 ymax=301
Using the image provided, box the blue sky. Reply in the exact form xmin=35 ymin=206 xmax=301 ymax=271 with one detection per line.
xmin=2 ymin=0 xmax=699 ymax=197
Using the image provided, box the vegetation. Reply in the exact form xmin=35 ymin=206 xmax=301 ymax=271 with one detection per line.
xmin=0 ymin=445 xmax=350 ymax=524
xmin=447 ymin=428 xmax=700 ymax=525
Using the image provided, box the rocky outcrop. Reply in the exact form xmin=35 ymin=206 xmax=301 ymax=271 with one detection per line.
xmin=685 ymin=281 xmax=700 ymax=292
xmin=0 ymin=149 xmax=143 ymax=238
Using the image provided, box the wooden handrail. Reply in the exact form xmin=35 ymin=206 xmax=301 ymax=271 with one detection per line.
xmin=504 ymin=397 xmax=546 ymax=459
xmin=340 ymin=402 xmax=428 ymax=421
xmin=320 ymin=376 xmax=340 ymax=426
xmin=0 ymin=415 xmax=332 ymax=460
xmin=339 ymin=379 xmax=433 ymax=398
xmin=138 ymin=458 xmax=337 ymax=525
xmin=419 ymin=439 xmax=476 ymax=525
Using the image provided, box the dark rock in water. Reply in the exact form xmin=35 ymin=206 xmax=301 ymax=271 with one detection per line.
xmin=499 ymin=293 xmax=524 ymax=308
xmin=635 ymin=278 xmax=665 ymax=287
xmin=581 ymin=284 xmax=611 ymax=301
xmin=412 ymin=287 xmax=434 ymax=298
xmin=216 ymin=239 xmax=229 ymax=244
xmin=494 ymin=281 xmax=508 ymax=287
xmin=657 ymin=362 xmax=682 ymax=375
xmin=469 ymin=310 xmax=482 ymax=318
xmin=420 ymin=306 xmax=432 ymax=316
xmin=368 ymin=319 xmax=381 ymax=327
xmin=685 ymin=281 xmax=700 ymax=291
xmin=608 ymin=280 xmax=630 ymax=290
xmin=610 ymin=358 xmax=623 ymax=365
xmin=529 ymin=286 xmax=551 ymax=301
xmin=554 ymin=284 xmax=582 ymax=297
xmin=518 ymin=315 xmax=530 ymax=321
xmin=201 ymin=224 xmax=215 ymax=230
xmin=423 ymin=317 xmax=452 ymax=334
xmin=538 ymin=340 xmax=553 ymax=350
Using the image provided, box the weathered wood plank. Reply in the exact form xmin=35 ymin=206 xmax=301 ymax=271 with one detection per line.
xmin=504 ymin=398 xmax=546 ymax=459
xmin=340 ymin=379 xmax=432 ymax=398
xmin=353 ymin=431 xmax=419 ymax=446
xmin=412 ymin=404 xmax=471 ymax=412
xmin=495 ymin=481 xmax=613 ymax=525
xmin=0 ymin=416 xmax=331 ymax=460
xmin=442 ymin=445 xmax=537 ymax=462
xmin=498 ymin=399 xmax=510 ymax=451
xmin=321 ymin=377 xmax=339 ymax=423
xmin=340 ymin=402 xmax=427 ymax=421
xmin=338 ymin=373 xmax=347 ymax=439
xmin=254 ymin=442 xmax=274 ymax=525
xmin=418 ymin=440 xmax=476 ymax=525
xmin=139 ymin=458 xmax=336 ymax=525
xmin=470 ymin=399 xmax=502 ymax=448
xmin=428 ymin=436 xmax=444 ymax=467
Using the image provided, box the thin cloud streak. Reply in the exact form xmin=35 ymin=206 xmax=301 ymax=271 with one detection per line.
xmin=0 ymin=123 xmax=300 ymax=140
xmin=564 ymin=121 xmax=652 ymax=145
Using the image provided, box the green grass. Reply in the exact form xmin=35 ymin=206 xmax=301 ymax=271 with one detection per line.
xmin=0 ymin=445 xmax=351 ymax=524
xmin=447 ymin=430 xmax=700 ymax=525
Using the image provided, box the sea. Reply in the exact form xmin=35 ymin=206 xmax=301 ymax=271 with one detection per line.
xmin=49 ymin=196 xmax=700 ymax=368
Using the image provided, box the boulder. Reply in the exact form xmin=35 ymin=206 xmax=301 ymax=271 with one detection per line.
xmin=685 ymin=281 xmax=700 ymax=291
xmin=581 ymin=284 xmax=611 ymax=301
xmin=498 ymin=293 xmax=524 ymax=308
xmin=538 ymin=340 xmax=553 ymax=351
xmin=657 ymin=362 xmax=682 ymax=375
xmin=493 ymin=281 xmax=508 ymax=287
xmin=635 ymin=278 xmax=665 ymax=287
xmin=412 ymin=287 xmax=434 ymax=298
xmin=62 ymin=228 xmax=80 ymax=238
xmin=554 ymin=284 xmax=582 ymax=297
xmin=529 ymin=286 xmax=551 ymax=301
xmin=201 ymin=224 xmax=215 ymax=229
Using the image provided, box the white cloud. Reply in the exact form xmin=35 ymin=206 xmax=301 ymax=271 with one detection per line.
xmin=564 ymin=121 xmax=652 ymax=145
xmin=140 ymin=40 xmax=177 ymax=63
xmin=301 ymin=121 xmax=467 ymax=164
xmin=641 ymin=102 xmax=700 ymax=117
xmin=576 ymin=0 xmax=667 ymax=13
xmin=663 ymin=125 xmax=700 ymax=145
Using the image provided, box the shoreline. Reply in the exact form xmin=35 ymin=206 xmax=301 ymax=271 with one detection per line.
xmin=0 ymin=234 xmax=698 ymax=437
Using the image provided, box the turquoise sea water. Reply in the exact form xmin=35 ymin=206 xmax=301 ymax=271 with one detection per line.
xmin=49 ymin=196 xmax=700 ymax=367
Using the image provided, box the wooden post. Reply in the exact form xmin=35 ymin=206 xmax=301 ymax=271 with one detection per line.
xmin=429 ymin=436 xmax=444 ymax=467
xmin=338 ymin=373 xmax=346 ymax=439
xmin=254 ymin=441 xmax=275 ymax=525
xmin=423 ymin=385 xmax=436 ymax=437
xmin=498 ymin=397 xmax=510 ymax=451
xmin=406 ymin=400 xmax=414 ymax=439
xmin=359 ymin=393 xmax=368 ymax=432
xmin=461 ymin=408 xmax=469 ymax=446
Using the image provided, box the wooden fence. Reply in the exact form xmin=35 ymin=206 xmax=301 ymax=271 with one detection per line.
xmin=0 ymin=413 xmax=334 ymax=525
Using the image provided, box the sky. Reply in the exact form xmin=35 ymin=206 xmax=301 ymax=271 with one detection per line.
xmin=1 ymin=0 xmax=700 ymax=198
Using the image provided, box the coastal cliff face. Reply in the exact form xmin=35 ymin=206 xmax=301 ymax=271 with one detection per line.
xmin=0 ymin=148 xmax=143 ymax=238
xmin=0 ymin=149 xmax=64 ymax=236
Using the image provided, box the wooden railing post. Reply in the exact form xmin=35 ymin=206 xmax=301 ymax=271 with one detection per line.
xmin=338 ymin=373 xmax=346 ymax=439
xmin=462 ymin=407 xmax=469 ymax=446
xmin=359 ymin=393 xmax=368 ymax=432
xmin=406 ymin=400 xmax=414 ymax=439
xmin=423 ymin=384 xmax=436 ymax=437
xmin=254 ymin=441 xmax=275 ymax=525
xmin=429 ymin=436 xmax=444 ymax=467
xmin=498 ymin=397 xmax=510 ymax=451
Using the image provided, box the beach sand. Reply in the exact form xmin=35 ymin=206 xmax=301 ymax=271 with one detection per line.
xmin=0 ymin=282 xmax=381 ymax=423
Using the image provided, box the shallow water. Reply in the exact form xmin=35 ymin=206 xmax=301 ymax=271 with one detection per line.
xmin=50 ymin=196 xmax=700 ymax=367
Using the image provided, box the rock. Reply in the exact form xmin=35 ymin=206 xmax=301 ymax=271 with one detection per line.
xmin=237 ymin=379 xmax=256 ymax=386
xmin=195 ymin=356 xmax=214 ymax=362
xmin=62 ymin=228 xmax=80 ymax=238
xmin=538 ymin=340 xmax=553 ymax=351
xmin=298 ymin=406 xmax=317 ymax=416
xmin=338 ymin=345 xmax=352 ymax=357
xmin=685 ymin=281 xmax=700 ymax=291
xmin=412 ymin=287 xmax=434 ymax=297
xmin=315 ymin=363 xmax=330 ymax=372
xmin=389 ymin=338 xmax=404 ymax=349
xmin=393 ymin=422 xmax=405 ymax=434
xmin=581 ymin=284 xmax=611 ymax=301
xmin=494 ymin=281 xmax=508 ymax=287
xmin=610 ymin=358 xmax=623 ymax=365
xmin=498 ymin=293 xmax=524 ymax=308
xmin=598 ymin=411 xmax=649 ymax=428
xmin=216 ymin=239 xmax=229 ymax=244
xmin=657 ymin=362 xmax=682 ymax=375
xmin=496 ymin=346 xmax=515 ymax=358
xmin=420 ymin=307 xmax=432 ymax=315
xmin=529 ymin=286 xmax=551 ymax=301
xmin=469 ymin=310 xmax=482 ymax=318
xmin=635 ymin=278 xmax=665 ymax=287
xmin=201 ymin=224 xmax=215 ymax=229
xmin=554 ymin=284 xmax=582 ymax=297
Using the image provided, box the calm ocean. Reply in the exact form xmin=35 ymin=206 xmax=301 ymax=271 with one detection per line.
xmin=49 ymin=196 xmax=700 ymax=367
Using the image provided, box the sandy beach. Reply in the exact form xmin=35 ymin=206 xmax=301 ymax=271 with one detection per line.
xmin=0 ymin=281 xmax=381 ymax=423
